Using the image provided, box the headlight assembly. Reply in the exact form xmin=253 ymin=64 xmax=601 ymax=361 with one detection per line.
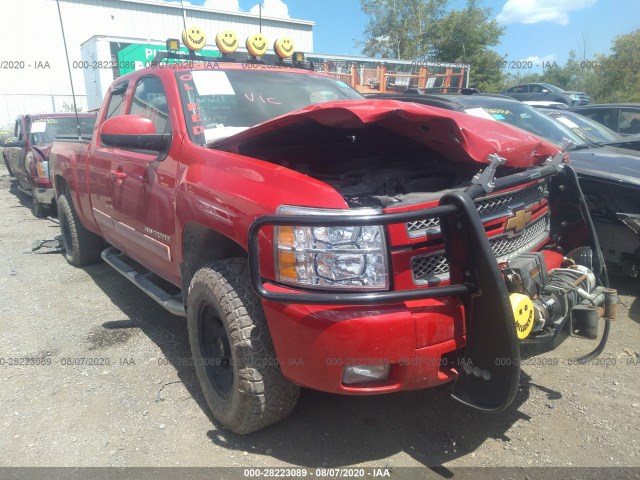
xmin=275 ymin=206 xmax=389 ymax=290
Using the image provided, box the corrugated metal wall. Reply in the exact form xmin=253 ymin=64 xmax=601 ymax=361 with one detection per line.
xmin=62 ymin=0 xmax=313 ymax=52
xmin=0 ymin=0 xmax=313 ymax=125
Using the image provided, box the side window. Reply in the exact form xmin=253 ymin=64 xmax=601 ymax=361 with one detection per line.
xmin=14 ymin=120 xmax=23 ymax=141
xmin=130 ymin=76 xmax=170 ymax=134
xmin=105 ymin=83 xmax=127 ymax=119
xmin=530 ymin=85 xmax=542 ymax=93
xmin=619 ymin=110 xmax=640 ymax=134
xmin=580 ymin=109 xmax=610 ymax=129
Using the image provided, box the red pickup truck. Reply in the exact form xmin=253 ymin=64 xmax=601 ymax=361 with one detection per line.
xmin=50 ymin=59 xmax=615 ymax=434
xmin=3 ymin=113 xmax=96 ymax=217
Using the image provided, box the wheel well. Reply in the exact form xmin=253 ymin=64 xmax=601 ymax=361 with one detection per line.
xmin=181 ymin=223 xmax=246 ymax=295
xmin=55 ymin=175 xmax=69 ymax=196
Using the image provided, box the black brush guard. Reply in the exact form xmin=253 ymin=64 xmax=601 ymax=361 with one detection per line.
xmin=247 ymin=165 xmax=605 ymax=412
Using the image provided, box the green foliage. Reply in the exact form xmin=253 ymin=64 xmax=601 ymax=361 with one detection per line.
xmin=427 ymin=0 xmax=504 ymax=62
xmin=590 ymin=30 xmax=640 ymax=103
xmin=359 ymin=0 xmax=506 ymax=92
xmin=360 ymin=1 xmax=640 ymax=102
xmin=467 ymin=50 xmax=506 ymax=93
xmin=61 ymin=101 xmax=83 ymax=113
xmin=0 ymin=123 xmax=14 ymax=143
xmin=359 ymin=0 xmax=449 ymax=59
xmin=427 ymin=0 xmax=506 ymax=92
xmin=500 ymin=31 xmax=640 ymax=102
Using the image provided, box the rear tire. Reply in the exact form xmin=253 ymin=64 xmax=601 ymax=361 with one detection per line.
xmin=58 ymin=192 xmax=103 ymax=266
xmin=187 ymin=258 xmax=300 ymax=434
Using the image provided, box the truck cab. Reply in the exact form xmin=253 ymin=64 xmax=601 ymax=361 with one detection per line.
xmin=49 ymin=34 xmax=615 ymax=434
xmin=4 ymin=113 xmax=96 ymax=217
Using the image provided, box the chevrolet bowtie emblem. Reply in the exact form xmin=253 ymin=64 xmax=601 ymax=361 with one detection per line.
xmin=505 ymin=209 xmax=532 ymax=233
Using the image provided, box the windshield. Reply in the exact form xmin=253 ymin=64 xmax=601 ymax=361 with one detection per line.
xmin=175 ymin=68 xmax=363 ymax=144
xmin=462 ymin=100 xmax=586 ymax=147
xmin=544 ymin=110 xmax=622 ymax=143
xmin=29 ymin=116 xmax=96 ymax=144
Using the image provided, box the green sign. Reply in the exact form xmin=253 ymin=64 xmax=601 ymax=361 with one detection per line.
xmin=117 ymin=43 xmax=221 ymax=75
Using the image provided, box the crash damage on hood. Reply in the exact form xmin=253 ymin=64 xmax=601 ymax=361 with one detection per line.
xmin=213 ymin=100 xmax=560 ymax=208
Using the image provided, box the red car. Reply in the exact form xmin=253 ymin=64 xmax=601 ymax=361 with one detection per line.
xmin=3 ymin=113 xmax=96 ymax=216
xmin=50 ymin=58 xmax=614 ymax=433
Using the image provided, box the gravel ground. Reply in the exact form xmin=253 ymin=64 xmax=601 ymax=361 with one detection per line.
xmin=0 ymin=161 xmax=639 ymax=472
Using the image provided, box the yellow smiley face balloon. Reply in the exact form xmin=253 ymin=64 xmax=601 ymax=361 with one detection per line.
xmin=182 ymin=26 xmax=206 ymax=51
xmin=216 ymin=30 xmax=239 ymax=54
xmin=246 ymin=33 xmax=268 ymax=57
xmin=274 ymin=36 xmax=294 ymax=59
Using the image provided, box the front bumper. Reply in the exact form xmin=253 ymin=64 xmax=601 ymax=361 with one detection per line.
xmin=262 ymin=294 xmax=465 ymax=394
xmin=34 ymin=187 xmax=55 ymax=206
xmin=248 ymin=165 xmax=607 ymax=411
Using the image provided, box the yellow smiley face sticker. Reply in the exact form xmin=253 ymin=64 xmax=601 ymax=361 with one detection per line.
xmin=246 ymin=33 xmax=268 ymax=57
xmin=274 ymin=36 xmax=294 ymax=59
xmin=182 ymin=26 xmax=206 ymax=51
xmin=215 ymin=30 xmax=238 ymax=54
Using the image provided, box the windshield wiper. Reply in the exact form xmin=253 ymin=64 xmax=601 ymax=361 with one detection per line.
xmin=567 ymin=142 xmax=595 ymax=151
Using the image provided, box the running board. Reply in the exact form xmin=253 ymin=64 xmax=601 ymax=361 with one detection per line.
xmin=101 ymin=247 xmax=186 ymax=317
xmin=18 ymin=186 xmax=34 ymax=197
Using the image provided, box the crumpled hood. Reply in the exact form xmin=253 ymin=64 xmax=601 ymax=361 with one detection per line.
xmin=213 ymin=100 xmax=559 ymax=168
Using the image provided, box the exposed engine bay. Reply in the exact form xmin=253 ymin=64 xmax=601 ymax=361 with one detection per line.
xmin=295 ymin=157 xmax=482 ymax=208
xmin=230 ymin=123 xmax=524 ymax=208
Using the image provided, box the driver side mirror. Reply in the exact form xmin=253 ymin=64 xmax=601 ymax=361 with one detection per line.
xmin=541 ymin=89 xmax=550 ymax=93
xmin=100 ymin=115 xmax=169 ymax=152
xmin=3 ymin=137 xmax=25 ymax=147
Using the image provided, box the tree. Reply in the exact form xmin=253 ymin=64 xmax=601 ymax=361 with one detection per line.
xmin=426 ymin=0 xmax=504 ymax=63
xmin=61 ymin=101 xmax=83 ymax=113
xmin=503 ymin=30 xmax=640 ymax=103
xmin=359 ymin=0 xmax=448 ymax=59
xmin=468 ymin=49 xmax=507 ymax=93
xmin=592 ymin=30 xmax=640 ymax=103
xmin=426 ymin=0 xmax=506 ymax=92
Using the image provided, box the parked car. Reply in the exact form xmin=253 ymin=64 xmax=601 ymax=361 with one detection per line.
xmin=50 ymin=58 xmax=611 ymax=433
xmin=368 ymin=92 xmax=640 ymax=277
xmin=2 ymin=113 xmax=96 ymax=217
xmin=501 ymin=83 xmax=589 ymax=106
xmin=405 ymin=87 xmax=481 ymax=95
xmin=540 ymin=108 xmax=640 ymax=150
xmin=523 ymin=100 xmax=568 ymax=110
xmin=570 ymin=103 xmax=640 ymax=135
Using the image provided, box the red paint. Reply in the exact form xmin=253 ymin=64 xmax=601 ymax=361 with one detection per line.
xmin=50 ymin=64 xmax=567 ymax=394
xmin=101 ymin=115 xmax=156 ymax=135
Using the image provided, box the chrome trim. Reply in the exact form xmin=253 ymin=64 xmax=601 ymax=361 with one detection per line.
xmin=406 ymin=179 xmax=549 ymax=238
xmin=411 ymin=214 xmax=550 ymax=285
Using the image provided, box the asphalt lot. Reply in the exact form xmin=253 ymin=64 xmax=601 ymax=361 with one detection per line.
xmin=0 ymin=161 xmax=639 ymax=472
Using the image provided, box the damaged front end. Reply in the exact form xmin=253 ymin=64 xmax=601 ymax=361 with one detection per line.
xmin=225 ymin=101 xmax=615 ymax=412
xmin=580 ymin=177 xmax=640 ymax=278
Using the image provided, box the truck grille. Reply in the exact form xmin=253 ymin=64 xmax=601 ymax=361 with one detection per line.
xmin=411 ymin=213 xmax=550 ymax=285
xmin=406 ymin=180 xmax=548 ymax=238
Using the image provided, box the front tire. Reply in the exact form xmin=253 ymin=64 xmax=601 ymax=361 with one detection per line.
xmin=31 ymin=195 xmax=51 ymax=218
xmin=58 ymin=192 xmax=103 ymax=266
xmin=187 ymin=259 xmax=300 ymax=434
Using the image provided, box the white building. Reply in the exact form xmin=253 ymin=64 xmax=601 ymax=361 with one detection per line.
xmin=0 ymin=0 xmax=314 ymax=126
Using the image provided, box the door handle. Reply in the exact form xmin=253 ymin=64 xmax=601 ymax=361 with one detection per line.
xmin=110 ymin=169 xmax=127 ymax=181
